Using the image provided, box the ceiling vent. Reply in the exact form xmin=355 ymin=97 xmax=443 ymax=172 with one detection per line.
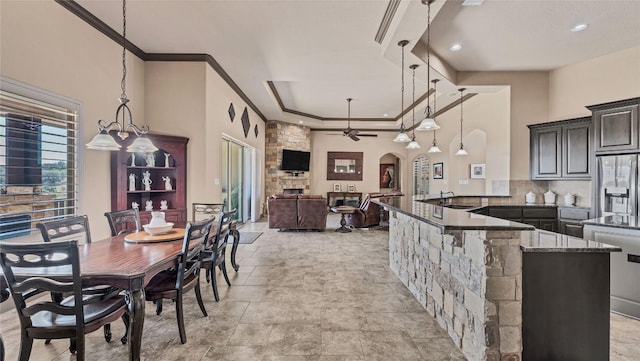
xmin=462 ymin=0 xmax=484 ymax=6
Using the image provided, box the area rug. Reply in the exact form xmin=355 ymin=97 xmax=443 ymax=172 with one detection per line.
xmin=230 ymin=231 xmax=262 ymax=244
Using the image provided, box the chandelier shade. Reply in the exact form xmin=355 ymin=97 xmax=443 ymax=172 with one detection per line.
xmin=416 ymin=0 xmax=440 ymax=132
xmin=85 ymin=0 xmax=156 ymax=153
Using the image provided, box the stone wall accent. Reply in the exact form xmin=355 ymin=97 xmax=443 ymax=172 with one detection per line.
xmin=388 ymin=211 xmax=523 ymax=361
xmin=264 ymin=120 xmax=311 ymax=200
xmin=0 ymin=193 xmax=56 ymax=227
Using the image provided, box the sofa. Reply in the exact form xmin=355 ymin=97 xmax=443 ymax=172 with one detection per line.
xmin=344 ymin=191 xmax=403 ymax=228
xmin=268 ymin=194 xmax=328 ymax=231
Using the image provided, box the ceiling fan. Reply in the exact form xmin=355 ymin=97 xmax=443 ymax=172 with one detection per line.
xmin=341 ymin=98 xmax=378 ymax=141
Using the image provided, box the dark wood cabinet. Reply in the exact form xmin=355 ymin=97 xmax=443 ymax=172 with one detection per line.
xmin=557 ymin=206 xmax=590 ymax=238
xmin=484 ymin=206 xmax=558 ymax=231
xmin=588 ymin=98 xmax=639 ymax=154
xmin=110 ymin=133 xmax=189 ymax=228
xmin=530 ymin=126 xmax=562 ymax=179
xmin=529 ymin=117 xmax=591 ymax=180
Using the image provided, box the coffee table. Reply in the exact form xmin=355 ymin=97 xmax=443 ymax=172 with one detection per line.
xmin=331 ymin=206 xmax=357 ymax=233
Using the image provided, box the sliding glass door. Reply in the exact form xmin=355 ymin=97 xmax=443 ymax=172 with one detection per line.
xmin=222 ymin=138 xmax=252 ymax=223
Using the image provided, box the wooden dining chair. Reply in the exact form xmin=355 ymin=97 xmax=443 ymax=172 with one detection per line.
xmin=36 ymin=216 xmax=126 ymax=345
xmin=192 ymin=202 xmax=225 ymax=222
xmin=201 ymin=209 xmax=236 ymax=302
xmin=104 ymin=209 xmax=141 ymax=236
xmin=0 ymin=240 xmax=129 ymax=360
xmin=144 ymin=218 xmax=214 ymax=344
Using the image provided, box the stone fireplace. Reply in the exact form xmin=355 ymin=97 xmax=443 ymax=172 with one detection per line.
xmin=265 ymin=120 xmax=311 ymax=198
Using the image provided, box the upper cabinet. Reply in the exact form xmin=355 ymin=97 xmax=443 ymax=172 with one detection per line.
xmin=588 ymin=98 xmax=639 ymax=154
xmin=529 ymin=117 xmax=592 ymax=180
xmin=110 ymin=133 xmax=189 ymax=227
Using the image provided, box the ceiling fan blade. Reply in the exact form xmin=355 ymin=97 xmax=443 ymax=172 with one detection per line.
xmin=349 ymin=133 xmax=360 ymax=141
xmin=358 ymin=134 xmax=378 ymax=137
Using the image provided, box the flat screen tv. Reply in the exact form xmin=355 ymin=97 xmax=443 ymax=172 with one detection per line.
xmin=281 ymin=149 xmax=310 ymax=172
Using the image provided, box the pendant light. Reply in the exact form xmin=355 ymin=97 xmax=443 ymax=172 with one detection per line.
xmin=428 ymin=78 xmax=442 ymax=153
xmin=455 ymin=88 xmax=469 ymax=156
xmin=86 ymin=0 xmax=158 ymax=153
xmin=393 ymin=40 xmax=411 ymax=143
xmin=417 ymin=0 xmax=440 ymax=131
xmin=406 ymin=64 xmax=421 ymax=149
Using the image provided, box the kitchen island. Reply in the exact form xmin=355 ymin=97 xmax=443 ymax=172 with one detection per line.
xmin=374 ymin=199 xmax=620 ymax=361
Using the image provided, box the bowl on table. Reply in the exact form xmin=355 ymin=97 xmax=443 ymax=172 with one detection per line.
xmin=142 ymin=222 xmax=174 ymax=236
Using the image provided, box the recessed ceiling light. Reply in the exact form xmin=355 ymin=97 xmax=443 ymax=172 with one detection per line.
xmin=462 ymin=0 xmax=484 ymax=6
xmin=571 ymin=23 xmax=589 ymax=32
xmin=450 ymin=43 xmax=463 ymax=51
xmin=299 ymin=121 xmax=303 ymax=124
xmin=383 ymin=113 xmax=388 ymax=117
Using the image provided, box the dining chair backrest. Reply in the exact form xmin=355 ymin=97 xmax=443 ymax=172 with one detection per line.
xmin=104 ymin=209 xmax=141 ymax=236
xmin=177 ymin=218 xmax=215 ymax=290
xmin=208 ymin=209 xmax=236 ymax=263
xmin=192 ymin=202 xmax=225 ymax=222
xmin=0 ymin=240 xmax=84 ymax=340
xmin=36 ymin=215 xmax=92 ymax=244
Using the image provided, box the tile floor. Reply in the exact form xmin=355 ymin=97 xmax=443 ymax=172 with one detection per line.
xmin=1 ymin=214 xmax=638 ymax=361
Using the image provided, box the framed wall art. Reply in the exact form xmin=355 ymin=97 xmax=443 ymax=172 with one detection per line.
xmin=333 ymin=183 xmax=341 ymax=192
xmin=379 ymin=163 xmax=395 ymax=188
xmin=433 ymin=163 xmax=443 ymax=179
xmin=471 ymin=163 xmax=486 ymax=179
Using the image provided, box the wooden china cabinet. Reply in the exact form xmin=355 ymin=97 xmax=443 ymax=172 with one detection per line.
xmin=110 ymin=133 xmax=189 ymax=227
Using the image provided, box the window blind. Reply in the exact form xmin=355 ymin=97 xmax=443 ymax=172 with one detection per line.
xmin=0 ymin=90 xmax=79 ymax=240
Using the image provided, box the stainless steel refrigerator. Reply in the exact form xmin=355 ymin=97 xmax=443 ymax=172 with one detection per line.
xmin=596 ymin=154 xmax=639 ymax=217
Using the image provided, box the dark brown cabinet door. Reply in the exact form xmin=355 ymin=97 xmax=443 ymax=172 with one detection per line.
xmin=538 ymin=219 xmax=557 ymax=232
xmin=562 ymin=120 xmax=592 ymax=178
xmin=563 ymin=222 xmax=584 ymax=238
xmin=592 ymin=102 xmax=638 ymax=153
xmin=530 ymin=126 xmax=562 ymax=179
xmin=110 ymin=133 xmax=189 ymax=228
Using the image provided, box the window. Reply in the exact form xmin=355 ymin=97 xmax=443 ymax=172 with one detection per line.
xmin=0 ymin=87 xmax=79 ymax=240
xmin=412 ymin=155 xmax=430 ymax=196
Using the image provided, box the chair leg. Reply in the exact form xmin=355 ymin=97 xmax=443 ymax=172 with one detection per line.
xmin=205 ymin=266 xmax=211 ymax=283
xmin=18 ymin=335 xmax=33 ymax=361
xmin=69 ymin=338 xmax=77 ymax=354
xmin=103 ymin=323 xmax=112 ymax=342
xmin=121 ymin=313 xmax=130 ymax=345
xmin=155 ymin=299 xmax=163 ymax=315
xmin=220 ymin=262 xmax=231 ymax=287
xmin=75 ymin=336 xmax=85 ymax=361
xmin=194 ymin=279 xmax=208 ymax=317
xmin=231 ymin=229 xmax=240 ymax=271
xmin=211 ymin=268 xmax=220 ymax=302
xmin=175 ymin=295 xmax=187 ymax=344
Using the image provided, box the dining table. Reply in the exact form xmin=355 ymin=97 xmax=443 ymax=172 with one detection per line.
xmin=0 ymin=221 xmax=241 ymax=361
xmin=1 ymin=229 xmax=189 ymax=361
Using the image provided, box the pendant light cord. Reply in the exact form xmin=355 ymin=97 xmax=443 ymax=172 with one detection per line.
xmin=459 ymin=88 xmax=464 ymax=148
xmin=424 ymin=1 xmax=432 ymax=118
xmin=411 ymin=66 xmax=416 ymax=135
xmin=432 ymin=79 xmax=438 ymax=142
xmin=120 ymin=0 xmax=128 ymax=101
xmin=401 ymin=42 xmax=405 ymax=131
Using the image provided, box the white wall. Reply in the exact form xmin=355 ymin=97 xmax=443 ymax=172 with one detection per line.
xmin=548 ymin=46 xmax=640 ymax=120
xmin=1 ymin=1 xmax=146 ymax=238
xmin=1 ymin=1 xmax=266 ymax=237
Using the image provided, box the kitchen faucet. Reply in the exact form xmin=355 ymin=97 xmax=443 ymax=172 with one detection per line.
xmin=439 ymin=191 xmax=455 ymax=205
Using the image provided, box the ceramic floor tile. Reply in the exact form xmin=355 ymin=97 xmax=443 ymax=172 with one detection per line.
xmin=2 ymin=220 xmax=639 ymax=361
xmin=321 ymin=331 xmax=363 ymax=356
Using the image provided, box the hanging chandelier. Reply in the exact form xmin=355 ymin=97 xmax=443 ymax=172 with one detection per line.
xmin=86 ymin=0 xmax=157 ymax=153
xmin=417 ymin=0 xmax=440 ymax=131
xmin=456 ymin=88 xmax=469 ymax=156
xmin=427 ymin=79 xmax=442 ymax=153
xmin=393 ymin=40 xmax=411 ymax=143
xmin=406 ymin=64 xmax=421 ymax=150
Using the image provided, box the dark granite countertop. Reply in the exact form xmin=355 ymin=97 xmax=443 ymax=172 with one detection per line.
xmin=373 ymin=199 xmax=535 ymax=232
xmin=374 ymin=199 xmax=621 ymax=253
xmin=583 ymin=215 xmax=640 ymax=231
